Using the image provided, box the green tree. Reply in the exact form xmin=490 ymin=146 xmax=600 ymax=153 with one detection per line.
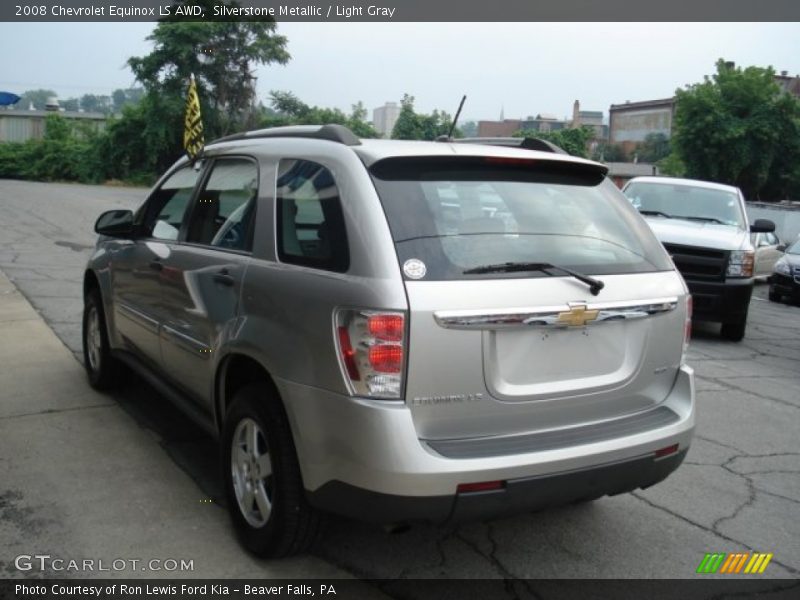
xmin=656 ymin=152 xmax=686 ymax=177
xmin=111 ymin=88 xmax=145 ymax=113
xmin=0 ymin=115 xmax=102 ymax=183
xmin=80 ymin=94 xmax=111 ymax=114
xmin=673 ymin=59 xmax=800 ymax=200
xmin=390 ymin=94 xmax=460 ymax=140
xmin=513 ymin=126 xmax=594 ymax=158
xmin=592 ymin=142 xmax=628 ymax=162
xmin=460 ymin=120 xmax=478 ymax=138
xmin=18 ymin=89 xmax=57 ymax=110
xmin=61 ymin=98 xmax=80 ymax=112
xmin=128 ymin=3 xmax=290 ymax=137
xmin=97 ymin=93 xmax=186 ymax=181
xmin=636 ymin=133 xmax=671 ymax=163
xmin=264 ymin=91 xmax=379 ymax=138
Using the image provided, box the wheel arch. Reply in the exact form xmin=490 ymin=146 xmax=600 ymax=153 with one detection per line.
xmin=215 ymin=352 xmax=285 ymax=434
xmin=83 ymin=268 xmax=100 ymax=298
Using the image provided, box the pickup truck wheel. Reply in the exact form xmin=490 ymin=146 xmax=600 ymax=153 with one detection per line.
xmin=222 ymin=383 xmax=320 ymax=557
xmin=82 ymin=288 xmax=123 ymax=390
xmin=720 ymin=317 xmax=747 ymax=342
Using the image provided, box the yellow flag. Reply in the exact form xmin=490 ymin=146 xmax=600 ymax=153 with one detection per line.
xmin=183 ymin=74 xmax=204 ymax=160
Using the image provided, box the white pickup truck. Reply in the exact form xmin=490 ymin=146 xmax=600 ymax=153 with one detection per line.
xmin=623 ymin=176 xmax=776 ymax=341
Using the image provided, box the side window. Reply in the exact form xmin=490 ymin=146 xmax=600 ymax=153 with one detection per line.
xmin=185 ymin=158 xmax=258 ymax=252
xmin=145 ymin=167 xmax=200 ymax=241
xmin=276 ymin=159 xmax=349 ymax=272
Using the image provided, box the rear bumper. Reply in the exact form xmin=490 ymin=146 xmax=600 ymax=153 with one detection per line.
xmin=684 ymin=277 xmax=753 ymax=322
xmin=308 ymin=449 xmax=687 ymax=524
xmin=277 ymin=365 xmax=695 ymax=523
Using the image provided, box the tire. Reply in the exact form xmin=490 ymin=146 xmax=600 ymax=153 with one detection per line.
xmin=720 ymin=316 xmax=747 ymax=342
xmin=82 ymin=288 xmax=123 ymax=390
xmin=768 ymin=288 xmax=781 ymax=302
xmin=222 ymin=383 xmax=320 ymax=557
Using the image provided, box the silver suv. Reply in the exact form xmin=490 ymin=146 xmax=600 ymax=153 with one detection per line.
xmin=83 ymin=125 xmax=695 ymax=557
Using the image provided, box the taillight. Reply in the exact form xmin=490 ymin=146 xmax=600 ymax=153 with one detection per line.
xmin=335 ymin=310 xmax=406 ymax=399
xmin=682 ymin=295 xmax=692 ymax=365
xmin=368 ymin=344 xmax=403 ymax=373
xmin=368 ymin=314 xmax=404 ymax=341
xmin=337 ymin=326 xmax=360 ymax=381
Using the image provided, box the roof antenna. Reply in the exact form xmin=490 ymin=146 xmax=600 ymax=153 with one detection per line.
xmin=438 ymin=95 xmax=467 ymax=142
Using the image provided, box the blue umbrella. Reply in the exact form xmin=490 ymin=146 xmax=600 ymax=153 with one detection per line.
xmin=0 ymin=92 xmax=21 ymax=106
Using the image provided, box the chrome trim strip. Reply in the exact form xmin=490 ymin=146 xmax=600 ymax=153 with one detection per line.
xmin=433 ymin=297 xmax=679 ymax=330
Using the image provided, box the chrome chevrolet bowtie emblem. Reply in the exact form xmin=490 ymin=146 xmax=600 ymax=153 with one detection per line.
xmin=557 ymin=302 xmax=599 ymax=327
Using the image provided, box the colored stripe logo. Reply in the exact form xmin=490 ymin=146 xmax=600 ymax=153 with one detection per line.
xmin=697 ymin=552 xmax=773 ymax=574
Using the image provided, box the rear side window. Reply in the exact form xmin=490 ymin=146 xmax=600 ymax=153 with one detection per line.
xmin=370 ymin=157 xmax=672 ymax=280
xmin=276 ymin=159 xmax=349 ymax=272
xmin=185 ymin=158 xmax=258 ymax=252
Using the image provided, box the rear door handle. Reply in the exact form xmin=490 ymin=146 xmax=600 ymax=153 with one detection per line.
xmin=213 ymin=268 xmax=235 ymax=286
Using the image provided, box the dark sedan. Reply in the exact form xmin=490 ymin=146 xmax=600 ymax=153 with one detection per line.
xmin=769 ymin=238 xmax=800 ymax=304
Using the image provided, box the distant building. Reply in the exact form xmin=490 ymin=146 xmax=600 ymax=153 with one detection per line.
xmin=608 ymin=98 xmax=676 ymax=155
xmin=0 ymin=108 xmax=107 ymax=143
xmin=775 ymin=70 xmax=800 ymax=99
xmin=372 ymin=102 xmax=401 ymax=138
xmin=571 ymin=100 xmax=607 ymax=140
xmin=477 ymin=119 xmax=522 ymax=137
xmin=478 ymin=100 xmax=607 ymax=142
xmin=518 ymin=114 xmax=568 ymax=134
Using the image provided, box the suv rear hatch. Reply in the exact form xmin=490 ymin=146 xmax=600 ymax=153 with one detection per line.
xmin=369 ymin=155 xmax=687 ymax=443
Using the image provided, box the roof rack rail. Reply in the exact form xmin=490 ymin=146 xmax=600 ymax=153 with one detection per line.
xmin=451 ymin=136 xmax=568 ymax=155
xmin=209 ymin=124 xmax=361 ymax=147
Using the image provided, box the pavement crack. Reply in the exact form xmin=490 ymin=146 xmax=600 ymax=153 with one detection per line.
xmin=0 ymin=403 xmax=114 ymax=421
xmin=712 ymin=457 xmax=758 ymax=534
xmin=452 ymin=523 xmax=543 ymax=599
xmin=717 ymin=379 xmax=800 ymax=411
xmin=630 ymin=492 xmax=799 ymax=575
xmin=695 ymin=434 xmax=747 ymax=454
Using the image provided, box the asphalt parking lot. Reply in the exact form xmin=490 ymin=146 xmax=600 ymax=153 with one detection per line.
xmin=0 ymin=179 xmax=798 ymax=584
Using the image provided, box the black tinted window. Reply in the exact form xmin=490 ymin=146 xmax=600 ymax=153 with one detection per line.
xmin=185 ymin=158 xmax=258 ymax=252
xmin=276 ymin=159 xmax=349 ymax=272
xmin=370 ymin=157 xmax=671 ymax=280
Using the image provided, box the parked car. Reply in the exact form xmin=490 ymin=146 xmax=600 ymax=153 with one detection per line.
xmin=622 ymin=177 xmax=775 ymax=341
xmin=83 ymin=126 xmax=695 ymax=557
xmin=751 ymin=231 xmax=783 ymax=280
xmin=769 ymin=238 xmax=800 ymax=304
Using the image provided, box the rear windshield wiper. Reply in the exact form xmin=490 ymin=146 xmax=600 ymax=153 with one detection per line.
xmin=638 ymin=209 xmax=672 ymax=218
xmin=671 ymin=215 xmax=726 ymax=224
xmin=463 ymin=262 xmax=605 ymax=296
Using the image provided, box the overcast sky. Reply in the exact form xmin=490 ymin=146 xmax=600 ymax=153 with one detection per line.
xmin=1 ymin=22 xmax=799 ymax=122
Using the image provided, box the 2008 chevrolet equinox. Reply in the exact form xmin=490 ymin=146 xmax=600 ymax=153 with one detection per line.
xmin=83 ymin=125 xmax=695 ymax=557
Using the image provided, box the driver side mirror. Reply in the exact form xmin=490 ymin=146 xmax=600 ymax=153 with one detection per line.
xmin=750 ymin=218 xmax=775 ymax=234
xmin=95 ymin=209 xmax=135 ymax=238
xmin=777 ymin=243 xmax=788 ymax=252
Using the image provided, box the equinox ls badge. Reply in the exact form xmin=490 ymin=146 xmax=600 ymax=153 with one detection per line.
xmin=557 ymin=302 xmax=599 ymax=327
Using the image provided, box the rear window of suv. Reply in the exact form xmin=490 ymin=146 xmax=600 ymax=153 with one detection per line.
xmin=369 ymin=157 xmax=672 ymax=280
